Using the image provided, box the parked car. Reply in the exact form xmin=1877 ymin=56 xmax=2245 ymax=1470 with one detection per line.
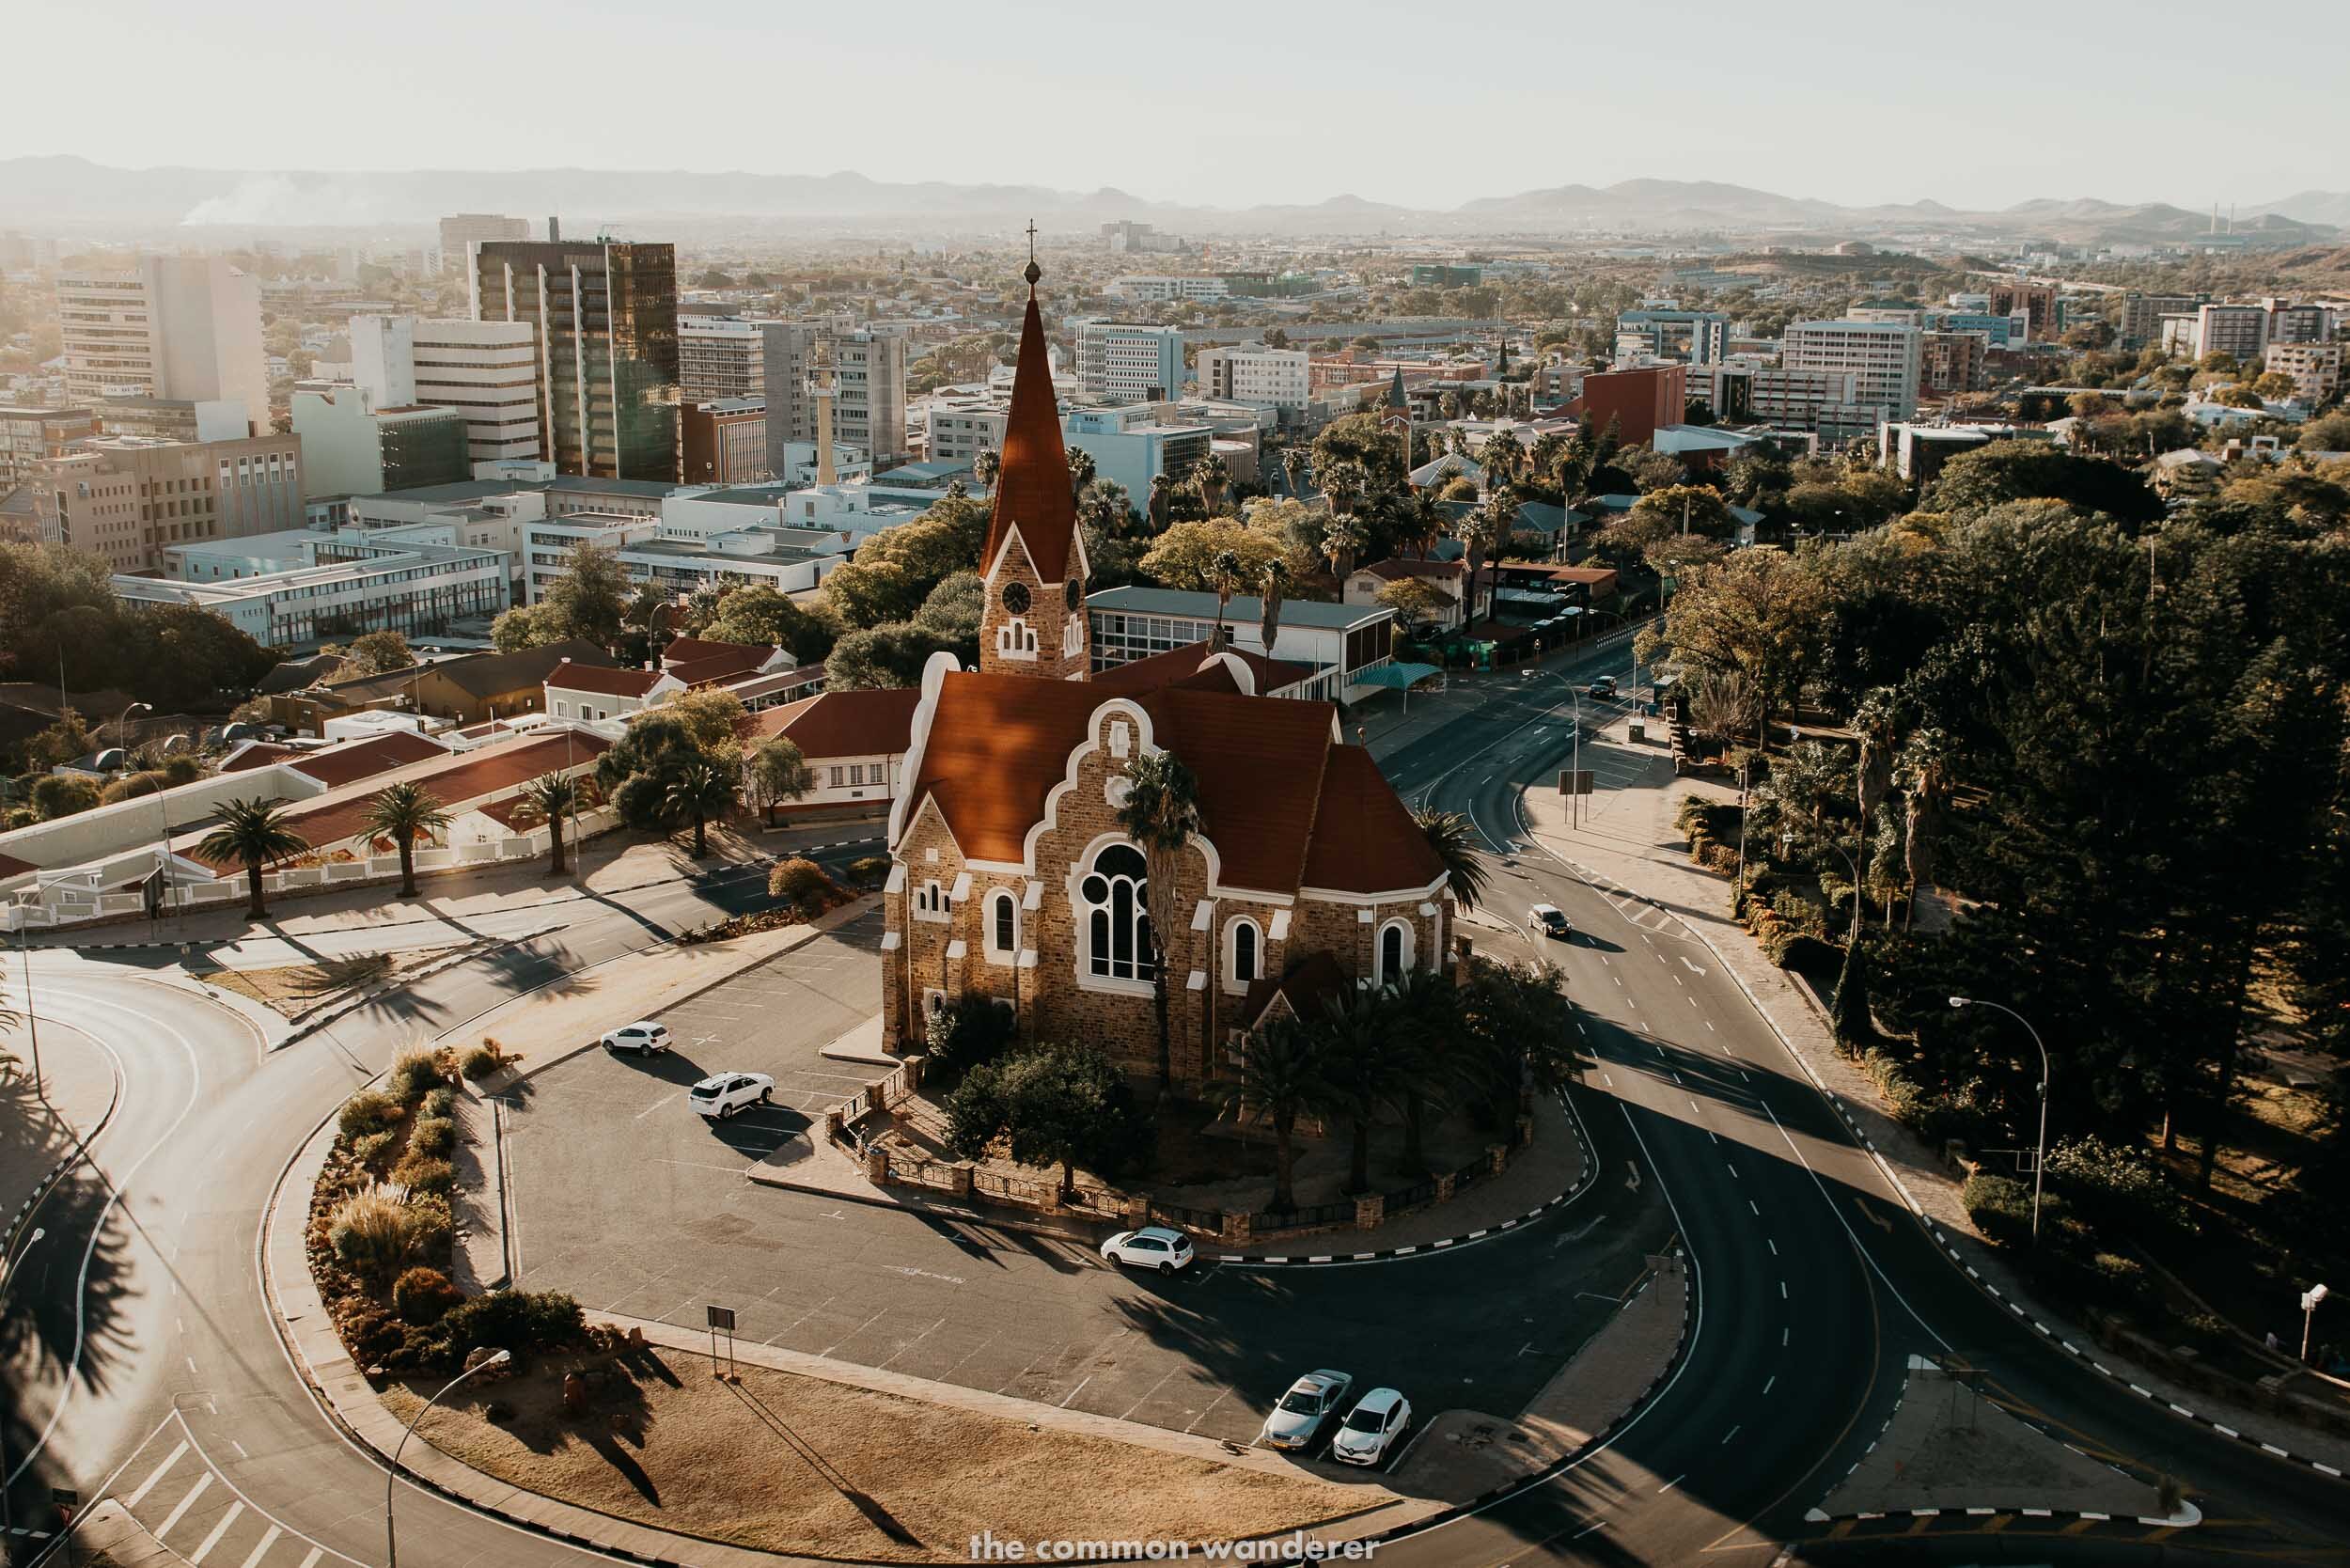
xmin=1589 ymin=675 xmax=1618 ymax=699
xmin=1530 ymin=903 xmax=1574 ymax=940
xmin=1260 ymin=1370 xmax=1354 ymax=1451
xmin=1100 ymin=1225 xmax=1196 ymax=1275
xmin=1330 ymin=1388 xmax=1413 ymax=1466
xmin=600 ymin=1020 xmax=671 ymax=1057
xmin=688 ymin=1073 xmax=775 ymax=1120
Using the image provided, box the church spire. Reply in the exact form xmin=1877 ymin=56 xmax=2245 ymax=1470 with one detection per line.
xmin=980 ymin=234 xmax=1076 ymax=588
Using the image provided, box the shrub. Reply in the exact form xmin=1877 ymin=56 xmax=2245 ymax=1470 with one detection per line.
xmin=408 ymin=1115 xmax=458 ymax=1159
xmin=2079 ymin=1251 xmax=2160 ymax=1318
xmin=350 ymin=1130 xmax=398 ymax=1168
xmin=768 ymin=856 xmax=840 ymax=917
xmin=430 ymin=1288 xmax=584 ymax=1369
xmin=419 ymin=1086 xmax=455 ymax=1121
xmin=329 ymin=1184 xmax=443 ymax=1280
xmin=392 ymin=1265 xmax=465 ymax=1325
xmin=2045 ymin=1135 xmax=2194 ymax=1240
xmin=1963 ymin=1171 xmax=2070 ymax=1249
xmin=386 ymin=1046 xmax=445 ymax=1104
xmin=337 ymin=1089 xmax=402 ymax=1143
xmin=392 ymin=1154 xmax=456 ymax=1196
xmin=460 ymin=1043 xmax=509 ymax=1081
xmin=846 ymin=855 xmax=891 ymax=888
xmin=334 ymin=1298 xmax=406 ymax=1363
xmin=1700 ymin=843 xmax=1739 ymax=876
xmin=925 ymin=993 xmax=1019 ymax=1084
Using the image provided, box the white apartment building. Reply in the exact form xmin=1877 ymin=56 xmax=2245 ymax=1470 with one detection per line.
xmin=436 ymin=213 xmax=530 ymax=276
xmin=1196 ymin=345 xmax=1310 ymax=417
xmin=2264 ymin=340 xmax=2342 ymax=402
xmin=120 ymin=529 xmax=510 ymax=648
xmin=1106 ymin=275 xmax=1228 ymax=303
xmin=2196 ymin=304 xmax=2270 ymax=363
xmin=679 ymin=318 xmax=767 ymax=401
xmin=1693 ymin=362 xmax=1861 ymax=435
xmin=351 ymin=316 xmax=542 ymax=467
xmin=1780 ymin=321 xmax=1921 ymax=424
xmin=56 ymin=256 xmax=268 ymax=434
xmin=925 ymin=390 xmax=1010 ymax=465
xmin=1074 ymin=321 xmax=1184 ymax=401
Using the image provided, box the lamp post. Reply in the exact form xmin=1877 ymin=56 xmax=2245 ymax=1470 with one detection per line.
xmin=2304 ymin=1284 xmax=2330 ymax=1365
xmin=1949 ymin=996 xmax=2051 ymax=1242
xmin=14 ymin=924 xmax=39 ymax=1102
xmin=386 ymin=1349 xmax=510 ymax=1568
xmin=114 ymin=699 xmax=151 ymax=748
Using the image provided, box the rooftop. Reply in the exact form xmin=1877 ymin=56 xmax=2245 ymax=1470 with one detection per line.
xmin=1087 ymin=585 xmax=1389 ymax=632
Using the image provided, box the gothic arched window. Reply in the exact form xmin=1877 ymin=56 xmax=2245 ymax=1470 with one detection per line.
xmin=1081 ymin=842 xmax=1154 ymax=981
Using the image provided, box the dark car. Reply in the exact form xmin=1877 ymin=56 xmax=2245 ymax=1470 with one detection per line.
xmin=1530 ymin=903 xmax=1574 ymax=940
xmin=1589 ymin=675 xmax=1618 ymax=699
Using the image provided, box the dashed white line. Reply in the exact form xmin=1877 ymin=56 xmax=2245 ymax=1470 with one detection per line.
xmin=188 ymin=1501 xmax=244 ymax=1564
xmin=125 ymin=1441 xmax=189 ymax=1508
xmin=154 ymin=1473 xmax=213 ymax=1542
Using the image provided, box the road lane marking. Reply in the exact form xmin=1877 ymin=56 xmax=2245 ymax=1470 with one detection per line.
xmin=125 ymin=1440 xmax=189 ymax=1507
xmin=155 ymin=1473 xmax=213 ymax=1541
xmin=238 ymin=1533 xmax=284 ymax=1568
xmin=188 ymin=1502 xmax=245 ymax=1564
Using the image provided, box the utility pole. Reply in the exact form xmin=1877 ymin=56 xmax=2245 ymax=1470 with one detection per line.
xmin=15 ymin=924 xmax=39 ymax=1102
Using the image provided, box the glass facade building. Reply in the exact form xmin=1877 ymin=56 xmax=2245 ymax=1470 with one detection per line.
xmin=473 ymin=240 xmax=680 ymax=483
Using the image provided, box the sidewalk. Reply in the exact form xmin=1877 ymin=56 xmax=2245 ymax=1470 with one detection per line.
xmin=1 ymin=1019 xmax=120 ymax=1263
xmin=1528 ymin=705 xmax=2350 ymax=1478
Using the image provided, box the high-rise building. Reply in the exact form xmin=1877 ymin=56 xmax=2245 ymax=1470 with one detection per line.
xmin=32 ymin=431 xmax=305 ymax=572
xmin=473 ymin=239 xmax=681 ymax=482
xmin=1196 ymin=345 xmax=1310 ymax=417
xmin=2263 ymin=341 xmax=2342 ymax=402
xmin=2261 ymin=299 xmax=2337 ymax=346
xmin=681 ymin=399 xmax=770 ymax=485
xmin=2195 ymin=304 xmax=2271 ymax=363
xmin=1781 ymin=321 xmax=1921 ymax=423
xmin=56 ymin=256 xmax=269 ymax=434
xmin=351 ymin=315 xmax=542 ymax=468
xmin=678 ymin=318 xmax=767 ymax=402
xmin=2119 ymin=292 xmax=2207 ymax=351
xmin=760 ymin=323 xmax=908 ymax=473
xmin=1918 ymin=331 xmax=1988 ymax=397
xmin=1987 ymin=282 xmax=2058 ymax=344
xmin=1074 ymin=321 xmax=1183 ymax=401
xmin=0 ymin=406 xmax=97 ymax=488
xmin=1574 ymin=364 xmax=1687 ymax=446
xmin=290 ymin=387 xmax=471 ymax=498
xmin=437 ymin=213 xmax=531 ymax=276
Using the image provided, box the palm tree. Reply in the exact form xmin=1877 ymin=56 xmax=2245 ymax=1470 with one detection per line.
xmin=509 ymin=771 xmax=582 ymax=878
xmin=973 ymin=447 xmax=1002 ymax=490
xmin=1212 ymin=1016 xmax=1328 ymax=1214
xmin=196 ymin=798 xmax=309 ymax=920
xmin=1282 ymin=448 xmax=1311 ymax=501
xmin=1116 ymin=749 xmax=1201 ymax=1092
xmin=1146 ymin=473 xmax=1174 ymax=534
xmin=1320 ymin=512 xmax=1367 ymax=579
xmin=1314 ymin=990 xmax=1410 ymax=1195
xmin=1205 ymin=549 xmax=1244 ymax=649
xmin=1481 ymin=431 xmax=1521 ymax=493
xmin=1452 ymin=494 xmax=1509 ymax=629
xmin=1066 ymin=445 xmax=1097 ymax=502
xmin=1320 ymin=459 xmax=1370 ymax=518
xmin=1257 ymin=558 xmax=1290 ymax=651
xmin=664 ymin=759 xmax=739 ymax=859
xmin=1401 ymin=489 xmax=1448 ymax=560
xmin=1412 ymin=808 xmax=1490 ymax=910
xmin=1192 ymin=453 xmax=1231 ymax=517
xmin=362 ymin=781 xmax=451 ymax=900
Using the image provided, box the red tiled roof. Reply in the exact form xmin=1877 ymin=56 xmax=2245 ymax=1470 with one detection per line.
xmin=473 ymin=776 xmax=603 ymax=831
xmin=285 ymin=730 xmax=449 ymax=789
xmin=1091 ymin=641 xmax=1319 ymax=698
xmin=667 ymin=649 xmax=775 ymax=688
xmin=980 ymin=292 xmax=1078 ymax=585
xmin=1358 ymin=557 xmax=1466 ymax=583
xmin=660 ymin=636 xmax=772 ymax=673
xmin=901 ymin=673 xmax=1434 ymax=897
xmin=0 ymin=851 xmax=36 ymax=880
xmin=749 ymin=687 xmax=920 ymax=760
xmin=547 ymin=662 xmax=665 ymax=699
xmin=188 ymin=731 xmax=610 ymax=875
xmin=218 ymin=741 xmax=297 ymax=774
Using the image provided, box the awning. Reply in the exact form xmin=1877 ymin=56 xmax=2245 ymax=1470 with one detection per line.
xmin=1354 ymin=662 xmax=1444 ymax=691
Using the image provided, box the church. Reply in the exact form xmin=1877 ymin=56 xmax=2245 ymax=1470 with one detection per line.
xmin=876 ymin=257 xmax=1452 ymax=1090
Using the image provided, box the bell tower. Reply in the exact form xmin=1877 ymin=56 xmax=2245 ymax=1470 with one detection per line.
xmin=979 ymin=225 xmax=1090 ymax=681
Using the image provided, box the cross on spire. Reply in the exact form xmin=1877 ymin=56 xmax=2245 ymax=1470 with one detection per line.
xmin=1022 ymin=219 xmax=1042 ymax=292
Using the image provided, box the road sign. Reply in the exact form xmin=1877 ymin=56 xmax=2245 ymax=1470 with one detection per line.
xmin=706 ymin=1305 xmax=736 ymax=1332
xmin=50 ymin=1487 xmax=77 ymax=1507
xmin=707 ymin=1303 xmax=739 ymax=1382
xmin=1557 ymin=770 xmax=1594 ymax=796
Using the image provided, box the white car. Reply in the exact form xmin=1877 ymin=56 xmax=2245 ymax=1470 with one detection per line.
xmin=1330 ymin=1388 xmax=1412 ymax=1466
xmin=688 ymin=1073 xmax=775 ymax=1120
xmin=601 ymin=1020 xmax=671 ymax=1057
xmin=1260 ymin=1369 xmax=1354 ymax=1451
xmin=1100 ymin=1226 xmax=1196 ymax=1275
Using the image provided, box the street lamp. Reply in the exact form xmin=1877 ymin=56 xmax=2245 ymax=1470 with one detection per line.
xmin=114 ymin=699 xmax=151 ymax=747
xmin=2304 ymin=1283 xmax=2330 ymax=1365
xmin=386 ymin=1349 xmax=510 ymax=1568
xmin=1950 ymin=996 xmax=2051 ymax=1243
xmin=13 ymin=923 xmax=39 ymax=1102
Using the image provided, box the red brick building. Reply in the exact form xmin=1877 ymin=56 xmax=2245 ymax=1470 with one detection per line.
xmin=1571 ymin=363 xmax=1687 ymax=447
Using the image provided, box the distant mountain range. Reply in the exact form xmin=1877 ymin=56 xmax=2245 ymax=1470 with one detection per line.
xmin=2 ymin=155 xmax=2341 ymax=245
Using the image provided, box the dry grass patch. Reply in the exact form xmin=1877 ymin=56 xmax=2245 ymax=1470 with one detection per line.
xmin=386 ymin=1345 xmax=1385 ymax=1562
xmin=203 ymin=949 xmax=455 ymax=1016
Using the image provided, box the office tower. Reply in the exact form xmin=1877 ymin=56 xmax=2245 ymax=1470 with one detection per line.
xmin=438 ymin=213 xmax=531 ymax=276
xmin=1075 ymin=321 xmax=1183 ymax=401
xmin=32 ymin=431 xmax=305 ymax=572
xmin=1782 ymin=321 xmax=1922 ymax=422
xmin=761 ymin=323 xmax=908 ymax=474
xmin=351 ymin=315 xmax=542 ymax=467
xmin=678 ymin=317 xmax=767 ymax=401
xmin=2196 ymin=304 xmax=2271 ymax=363
xmin=473 ymin=239 xmax=681 ymax=482
xmin=56 ymin=255 xmax=269 ymax=434
xmin=290 ymin=386 xmax=471 ymax=498
xmin=0 ymin=406 xmax=98 ymax=488
xmin=1986 ymin=282 xmax=2058 ymax=344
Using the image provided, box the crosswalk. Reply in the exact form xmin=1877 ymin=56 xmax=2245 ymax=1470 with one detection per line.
xmin=114 ymin=1417 xmax=352 ymax=1568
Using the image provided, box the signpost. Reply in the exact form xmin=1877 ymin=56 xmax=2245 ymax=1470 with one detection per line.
xmin=707 ymin=1304 xmax=738 ymax=1382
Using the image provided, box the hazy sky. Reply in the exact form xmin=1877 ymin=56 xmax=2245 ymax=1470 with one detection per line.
xmin=11 ymin=0 xmax=2347 ymax=211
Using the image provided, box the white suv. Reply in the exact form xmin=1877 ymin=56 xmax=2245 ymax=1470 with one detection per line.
xmin=601 ymin=1021 xmax=671 ymax=1056
xmin=1100 ymin=1226 xmax=1196 ymax=1275
xmin=688 ymin=1073 xmax=775 ymax=1119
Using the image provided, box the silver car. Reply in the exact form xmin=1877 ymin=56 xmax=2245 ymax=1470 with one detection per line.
xmin=1260 ymin=1369 xmax=1353 ymax=1451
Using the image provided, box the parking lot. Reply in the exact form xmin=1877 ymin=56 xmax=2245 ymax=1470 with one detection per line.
xmin=500 ymin=912 xmax=1666 ymax=1460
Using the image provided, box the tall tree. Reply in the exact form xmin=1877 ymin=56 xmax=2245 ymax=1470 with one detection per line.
xmin=1413 ymin=808 xmax=1490 ymax=910
xmin=663 ymin=758 xmax=739 ymax=859
xmin=1257 ymin=558 xmax=1290 ymax=651
xmin=748 ymin=735 xmax=814 ymax=827
xmin=509 ymin=771 xmax=582 ymax=878
xmin=361 ymin=782 xmax=450 ymax=899
xmin=1214 ymin=1016 xmax=1328 ymax=1213
xmin=196 ymin=798 xmax=309 ymax=920
xmin=1208 ymin=549 xmax=1243 ymax=648
xmin=1117 ymin=749 xmax=1202 ymax=1092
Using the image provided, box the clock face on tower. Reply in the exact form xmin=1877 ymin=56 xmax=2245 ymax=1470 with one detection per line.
xmin=1064 ymin=577 xmax=1083 ymax=611
xmin=1001 ymin=581 xmax=1031 ymax=615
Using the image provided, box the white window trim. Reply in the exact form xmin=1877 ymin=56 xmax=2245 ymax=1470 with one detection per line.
xmin=1375 ymin=917 xmax=1415 ymax=987
xmin=983 ymin=888 xmax=1019 ymax=965
xmin=1222 ymin=915 xmax=1262 ymax=996
xmin=913 ymin=878 xmax=950 ymax=923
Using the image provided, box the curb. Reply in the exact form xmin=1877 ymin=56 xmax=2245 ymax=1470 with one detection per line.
xmin=1803 ymin=1502 xmax=2203 ymax=1529
xmin=275 ymin=922 xmax=567 ymax=1049
xmin=1213 ymin=1085 xmax=1597 ymax=1268
xmin=1543 ymin=833 xmax=2350 ymax=1489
